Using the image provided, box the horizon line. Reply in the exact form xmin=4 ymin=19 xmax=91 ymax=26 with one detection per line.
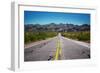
xmin=24 ymin=23 xmax=90 ymax=25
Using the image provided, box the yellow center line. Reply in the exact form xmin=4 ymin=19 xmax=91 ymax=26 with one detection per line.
xmin=54 ymin=38 xmax=62 ymax=60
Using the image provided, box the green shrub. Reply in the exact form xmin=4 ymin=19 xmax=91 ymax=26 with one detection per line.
xmin=24 ymin=32 xmax=57 ymax=44
xmin=61 ymin=31 xmax=90 ymax=42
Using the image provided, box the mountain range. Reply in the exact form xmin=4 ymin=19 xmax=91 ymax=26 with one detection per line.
xmin=25 ymin=23 xmax=90 ymax=32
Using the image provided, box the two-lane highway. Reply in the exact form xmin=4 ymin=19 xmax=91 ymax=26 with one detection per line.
xmin=24 ymin=33 xmax=90 ymax=61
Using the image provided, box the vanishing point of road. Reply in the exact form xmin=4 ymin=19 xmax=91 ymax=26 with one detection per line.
xmin=24 ymin=33 xmax=90 ymax=61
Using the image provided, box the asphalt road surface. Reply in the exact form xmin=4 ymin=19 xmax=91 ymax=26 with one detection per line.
xmin=24 ymin=33 xmax=90 ymax=61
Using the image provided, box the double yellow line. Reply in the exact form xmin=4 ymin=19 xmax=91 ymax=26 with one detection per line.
xmin=54 ymin=38 xmax=62 ymax=60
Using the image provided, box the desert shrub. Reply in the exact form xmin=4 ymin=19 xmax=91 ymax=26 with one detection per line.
xmin=61 ymin=31 xmax=90 ymax=42
xmin=24 ymin=32 xmax=57 ymax=44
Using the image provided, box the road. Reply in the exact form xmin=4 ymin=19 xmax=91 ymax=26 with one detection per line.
xmin=24 ymin=33 xmax=90 ymax=61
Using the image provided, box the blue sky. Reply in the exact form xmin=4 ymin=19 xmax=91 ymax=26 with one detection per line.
xmin=24 ymin=11 xmax=90 ymax=25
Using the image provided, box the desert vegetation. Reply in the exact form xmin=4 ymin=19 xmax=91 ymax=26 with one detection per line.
xmin=24 ymin=32 xmax=57 ymax=44
xmin=61 ymin=31 xmax=90 ymax=43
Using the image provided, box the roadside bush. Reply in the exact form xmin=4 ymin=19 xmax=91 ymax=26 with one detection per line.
xmin=24 ymin=32 xmax=57 ymax=44
xmin=61 ymin=31 xmax=90 ymax=42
